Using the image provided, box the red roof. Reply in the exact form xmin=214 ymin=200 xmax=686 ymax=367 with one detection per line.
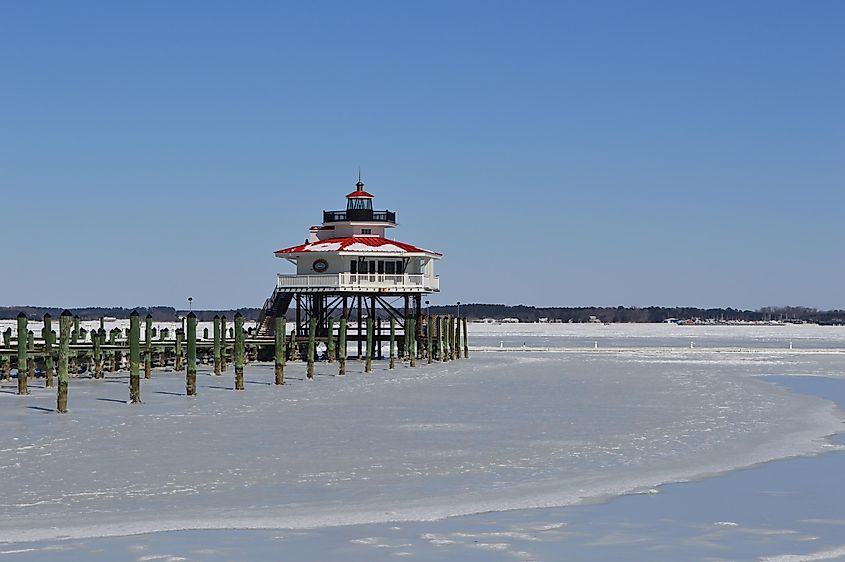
xmin=345 ymin=189 xmax=374 ymax=198
xmin=275 ymin=236 xmax=441 ymax=256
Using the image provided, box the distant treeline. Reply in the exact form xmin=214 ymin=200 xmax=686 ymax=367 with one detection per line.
xmin=0 ymin=306 xmax=263 ymax=322
xmin=4 ymin=304 xmax=845 ymax=325
xmin=428 ymin=304 xmax=845 ymax=325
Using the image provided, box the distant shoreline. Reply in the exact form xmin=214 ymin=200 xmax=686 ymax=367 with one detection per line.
xmin=2 ymin=304 xmax=842 ymax=325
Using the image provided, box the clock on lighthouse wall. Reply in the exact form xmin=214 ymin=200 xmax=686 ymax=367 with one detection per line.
xmin=312 ymin=258 xmax=329 ymax=273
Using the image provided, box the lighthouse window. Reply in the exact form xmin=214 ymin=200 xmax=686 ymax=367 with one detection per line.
xmin=361 ymin=228 xmax=371 ymax=234
xmin=396 ymin=260 xmax=404 ymax=274
xmin=347 ymin=198 xmax=373 ymax=210
xmin=385 ymin=261 xmax=395 ymax=274
xmin=350 ymin=261 xmax=357 ymax=274
xmin=369 ymin=261 xmax=376 ymax=274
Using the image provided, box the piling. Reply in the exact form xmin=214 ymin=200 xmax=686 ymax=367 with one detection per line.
xmin=365 ymin=317 xmax=373 ymax=373
xmin=220 ymin=316 xmax=228 ymax=371
xmin=186 ymin=312 xmax=197 ymax=396
xmin=144 ymin=314 xmax=152 ymax=379
xmin=327 ymin=318 xmax=335 ymax=363
xmin=448 ymin=316 xmax=454 ymax=360
xmin=455 ymin=317 xmax=461 ymax=360
xmin=289 ymin=330 xmax=298 ymax=361
xmin=71 ymin=316 xmax=80 ymax=375
xmin=86 ymin=330 xmax=95 ymax=373
xmin=408 ymin=318 xmax=416 ymax=367
xmin=306 ymin=317 xmax=316 ymax=380
xmin=406 ymin=313 xmax=411 ymax=361
xmin=433 ymin=316 xmax=440 ymax=361
xmin=43 ymin=314 xmax=55 ymax=387
xmin=94 ymin=328 xmax=103 ymax=378
xmin=110 ymin=328 xmax=120 ymax=372
xmin=16 ymin=313 xmax=28 ymax=395
xmin=446 ymin=316 xmax=452 ymax=361
xmin=275 ymin=315 xmax=286 ymax=385
xmin=2 ymin=328 xmax=11 ymax=380
xmin=57 ymin=310 xmax=71 ymax=413
xmin=463 ymin=317 xmax=469 ymax=358
xmin=389 ymin=318 xmax=396 ymax=369
xmin=446 ymin=315 xmax=455 ymax=361
xmin=438 ymin=317 xmax=445 ymax=362
xmin=441 ymin=315 xmax=447 ymax=361
xmin=1 ymin=329 xmax=9 ymax=381
xmin=234 ymin=313 xmax=244 ymax=390
xmin=129 ymin=311 xmax=141 ymax=404
xmin=427 ymin=313 xmax=433 ymax=364
xmin=213 ymin=315 xmax=221 ymax=375
xmin=175 ymin=329 xmax=184 ymax=371
xmin=27 ymin=331 xmax=35 ymax=381
xmin=338 ymin=318 xmax=347 ymax=375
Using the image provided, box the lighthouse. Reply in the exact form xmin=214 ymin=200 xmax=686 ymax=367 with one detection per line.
xmin=256 ymin=175 xmax=441 ymax=358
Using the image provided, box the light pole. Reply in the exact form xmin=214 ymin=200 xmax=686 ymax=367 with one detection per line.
xmin=457 ymin=301 xmax=461 ymax=318
xmin=188 ymin=297 xmax=193 ymax=312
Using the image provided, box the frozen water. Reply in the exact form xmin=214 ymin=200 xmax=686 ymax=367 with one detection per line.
xmin=468 ymin=321 xmax=845 ymax=350
xmin=1 ymin=325 xmax=842 ymax=546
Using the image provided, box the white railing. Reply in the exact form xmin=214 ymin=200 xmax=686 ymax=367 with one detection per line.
xmin=277 ymin=273 xmax=439 ymax=292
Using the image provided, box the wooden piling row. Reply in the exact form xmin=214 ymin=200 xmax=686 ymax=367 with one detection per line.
xmin=0 ymin=312 xmax=471 ymax=410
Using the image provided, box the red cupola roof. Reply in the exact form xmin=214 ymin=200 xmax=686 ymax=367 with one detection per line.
xmin=346 ymin=174 xmax=374 ymax=198
xmin=346 ymin=189 xmax=374 ymax=198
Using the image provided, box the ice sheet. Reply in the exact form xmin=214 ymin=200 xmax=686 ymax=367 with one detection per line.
xmin=1 ymin=340 xmax=842 ymax=543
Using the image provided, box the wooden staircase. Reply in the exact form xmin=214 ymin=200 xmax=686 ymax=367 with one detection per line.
xmin=255 ymin=288 xmax=293 ymax=336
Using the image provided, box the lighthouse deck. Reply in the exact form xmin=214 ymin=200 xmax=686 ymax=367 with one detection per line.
xmin=276 ymin=272 xmax=439 ymax=293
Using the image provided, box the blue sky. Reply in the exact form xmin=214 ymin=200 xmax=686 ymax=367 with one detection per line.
xmin=1 ymin=1 xmax=843 ymax=310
